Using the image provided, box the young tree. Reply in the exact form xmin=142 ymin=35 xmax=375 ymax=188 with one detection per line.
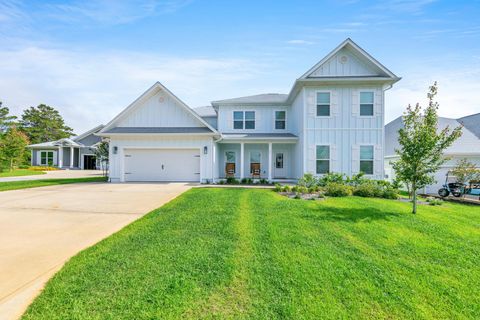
xmin=0 ymin=126 xmax=30 ymax=171
xmin=451 ymin=158 xmax=480 ymax=185
xmin=19 ymin=104 xmax=74 ymax=144
xmin=94 ymin=140 xmax=109 ymax=177
xmin=0 ymin=102 xmax=17 ymax=133
xmin=392 ymin=82 xmax=462 ymax=214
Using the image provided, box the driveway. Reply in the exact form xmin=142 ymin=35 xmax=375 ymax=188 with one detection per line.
xmin=0 ymin=182 xmax=193 ymax=320
xmin=0 ymin=169 xmax=103 ymax=182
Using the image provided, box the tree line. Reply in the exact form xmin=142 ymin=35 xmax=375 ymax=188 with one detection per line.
xmin=0 ymin=102 xmax=74 ymax=171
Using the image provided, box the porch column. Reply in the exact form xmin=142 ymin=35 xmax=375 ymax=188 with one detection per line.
xmin=268 ymin=142 xmax=272 ymax=181
xmin=240 ymin=142 xmax=244 ymax=179
xmin=70 ymin=147 xmax=74 ymax=168
xmin=58 ymin=147 xmax=63 ymax=168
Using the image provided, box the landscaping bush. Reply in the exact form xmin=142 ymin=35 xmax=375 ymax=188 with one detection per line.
xmin=382 ymin=187 xmax=399 ymax=199
xmin=426 ymin=197 xmax=443 ymax=206
xmin=273 ymin=183 xmax=282 ymax=192
xmin=324 ymin=182 xmax=352 ymax=197
xmin=225 ymin=177 xmax=239 ymax=184
xmin=298 ymin=173 xmax=318 ymax=188
xmin=240 ymin=178 xmax=253 ymax=184
xmin=259 ymin=178 xmax=269 ymax=185
xmin=18 ymin=164 xmax=30 ymax=169
xmin=308 ymin=185 xmax=320 ymax=193
xmin=29 ymin=166 xmax=57 ymax=171
xmin=297 ymin=186 xmax=308 ymax=194
xmin=353 ymin=182 xmax=378 ymax=197
xmin=291 ymin=185 xmax=298 ymax=193
xmin=318 ymin=172 xmax=345 ymax=186
xmin=282 ymin=185 xmax=292 ymax=192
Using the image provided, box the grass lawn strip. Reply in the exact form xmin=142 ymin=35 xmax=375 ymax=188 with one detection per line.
xmin=22 ymin=189 xmax=480 ymax=319
xmin=0 ymin=177 xmax=107 ymax=192
xmin=0 ymin=169 xmax=46 ymax=178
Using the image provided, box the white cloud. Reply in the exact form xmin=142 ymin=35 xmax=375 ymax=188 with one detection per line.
xmin=385 ymin=66 xmax=480 ymax=123
xmin=0 ymin=46 xmax=260 ymax=134
xmin=287 ymin=39 xmax=314 ymax=45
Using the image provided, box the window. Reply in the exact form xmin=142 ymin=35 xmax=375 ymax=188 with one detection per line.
xmin=360 ymin=92 xmax=374 ymax=116
xmin=245 ymin=111 xmax=255 ymax=129
xmin=360 ymin=146 xmax=374 ymax=174
xmin=250 ymin=151 xmax=261 ymax=163
xmin=40 ymin=151 xmax=54 ymax=166
xmin=275 ymin=111 xmax=286 ymax=129
xmin=233 ymin=111 xmax=244 ymax=129
xmin=316 ymin=145 xmax=330 ymax=174
xmin=275 ymin=153 xmax=284 ymax=169
xmin=225 ymin=151 xmax=236 ymax=163
xmin=233 ymin=111 xmax=255 ymax=129
xmin=316 ymin=92 xmax=330 ymax=116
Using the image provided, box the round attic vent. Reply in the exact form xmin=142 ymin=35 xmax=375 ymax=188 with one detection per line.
xmin=158 ymin=96 xmax=165 ymax=103
xmin=340 ymin=55 xmax=348 ymax=64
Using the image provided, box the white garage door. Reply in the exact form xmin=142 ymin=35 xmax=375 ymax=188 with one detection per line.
xmin=124 ymin=149 xmax=200 ymax=182
xmin=425 ymin=167 xmax=449 ymax=194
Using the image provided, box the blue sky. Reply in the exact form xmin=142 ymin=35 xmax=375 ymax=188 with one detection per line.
xmin=1 ymin=0 xmax=479 ymax=134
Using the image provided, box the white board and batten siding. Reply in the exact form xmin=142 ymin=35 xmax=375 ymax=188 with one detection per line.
xmin=303 ymin=85 xmax=385 ymax=179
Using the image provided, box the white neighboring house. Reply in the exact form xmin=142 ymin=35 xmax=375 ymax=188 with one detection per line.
xmin=27 ymin=125 xmax=104 ymax=170
xmin=384 ymin=113 xmax=480 ymax=194
xmin=98 ymin=38 xmax=401 ymax=183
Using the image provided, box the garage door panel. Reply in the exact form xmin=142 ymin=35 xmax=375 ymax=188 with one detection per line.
xmin=124 ymin=149 xmax=200 ymax=182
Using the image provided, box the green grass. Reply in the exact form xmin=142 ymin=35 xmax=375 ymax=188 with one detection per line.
xmin=0 ymin=177 xmax=107 ymax=192
xmin=0 ymin=169 xmax=46 ymax=177
xmin=23 ymin=189 xmax=480 ymax=319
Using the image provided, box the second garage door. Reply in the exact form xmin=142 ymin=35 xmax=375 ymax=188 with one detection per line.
xmin=124 ymin=148 xmax=200 ymax=182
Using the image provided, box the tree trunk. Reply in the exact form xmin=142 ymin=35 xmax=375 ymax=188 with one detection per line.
xmin=412 ymin=185 xmax=417 ymax=214
xmin=10 ymin=158 xmax=13 ymax=171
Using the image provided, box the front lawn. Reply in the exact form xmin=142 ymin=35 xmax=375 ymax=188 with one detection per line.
xmin=0 ymin=169 xmax=45 ymax=178
xmin=23 ymin=189 xmax=480 ymax=319
xmin=0 ymin=177 xmax=107 ymax=192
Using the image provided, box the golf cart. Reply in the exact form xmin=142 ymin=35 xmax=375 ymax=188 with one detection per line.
xmin=438 ymin=171 xmax=480 ymax=198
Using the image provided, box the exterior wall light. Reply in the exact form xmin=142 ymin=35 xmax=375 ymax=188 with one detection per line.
xmin=204 ymin=146 xmax=208 ymax=155
xmin=113 ymin=146 xmax=118 ymax=154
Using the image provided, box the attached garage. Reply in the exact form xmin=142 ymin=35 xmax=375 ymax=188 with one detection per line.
xmin=124 ymin=148 xmax=200 ymax=182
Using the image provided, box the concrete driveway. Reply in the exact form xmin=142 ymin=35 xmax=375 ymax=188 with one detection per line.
xmin=0 ymin=182 xmax=193 ymax=319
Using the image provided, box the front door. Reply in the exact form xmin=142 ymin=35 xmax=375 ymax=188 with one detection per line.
xmin=273 ymin=152 xmax=286 ymax=178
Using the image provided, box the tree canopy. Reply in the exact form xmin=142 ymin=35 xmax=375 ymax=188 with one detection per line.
xmin=0 ymin=102 xmax=17 ymax=133
xmin=19 ymin=104 xmax=74 ymax=144
xmin=392 ymin=82 xmax=462 ymax=214
xmin=0 ymin=126 xmax=29 ymax=171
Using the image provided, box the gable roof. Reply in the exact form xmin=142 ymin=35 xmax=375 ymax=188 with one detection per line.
xmin=300 ymin=38 xmax=399 ymax=80
xmin=212 ymin=93 xmax=289 ymax=106
xmin=28 ymin=138 xmax=81 ymax=148
xmin=193 ymin=106 xmax=217 ymax=117
xmin=385 ymin=115 xmax=480 ymax=156
xmin=458 ymin=113 xmax=480 ymax=139
xmin=99 ymin=82 xmax=218 ymax=135
xmin=73 ymin=124 xmax=104 ymax=142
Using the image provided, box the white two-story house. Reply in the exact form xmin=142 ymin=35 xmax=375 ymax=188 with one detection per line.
xmin=98 ymin=38 xmax=400 ymax=182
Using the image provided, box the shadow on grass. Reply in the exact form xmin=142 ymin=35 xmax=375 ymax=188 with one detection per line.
xmin=301 ymin=205 xmax=401 ymax=223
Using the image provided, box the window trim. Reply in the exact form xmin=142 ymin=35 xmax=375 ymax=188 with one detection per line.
xmin=359 ymin=145 xmax=374 ymax=175
xmin=315 ymin=144 xmax=331 ymax=175
xmin=315 ymin=90 xmax=332 ymax=118
xmin=232 ymin=110 xmax=256 ymax=130
xmin=39 ymin=150 xmax=55 ymax=166
xmin=359 ymin=91 xmax=375 ymax=117
xmin=273 ymin=110 xmax=287 ymax=130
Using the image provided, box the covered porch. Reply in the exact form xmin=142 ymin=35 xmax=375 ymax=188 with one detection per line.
xmin=215 ymin=134 xmax=298 ymax=181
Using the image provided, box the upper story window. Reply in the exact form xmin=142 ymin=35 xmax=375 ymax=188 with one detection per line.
xmin=316 ymin=92 xmax=330 ymax=117
xmin=360 ymin=145 xmax=374 ymax=174
xmin=316 ymin=145 xmax=330 ymax=174
xmin=233 ymin=111 xmax=256 ymax=129
xmin=360 ymin=92 xmax=374 ymax=116
xmin=275 ymin=111 xmax=286 ymax=129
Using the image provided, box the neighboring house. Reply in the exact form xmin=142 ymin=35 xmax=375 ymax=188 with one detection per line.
xmin=385 ymin=113 xmax=480 ymax=194
xmin=27 ymin=125 xmax=104 ymax=169
xmin=98 ymin=38 xmax=400 ymax=183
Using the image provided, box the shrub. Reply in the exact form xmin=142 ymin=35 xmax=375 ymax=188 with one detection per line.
xmin=241 ymin=178 xmax=248 ymax=184
xmin=226 ymin=177 xmax=239 ymax=184
xmin=218 ymin=180 xmax=225 ymax=185
xmin=353 ymin=183 xmax=377 ymax=197
xmin=273 ymin=183 xmax=282 ymax=192
xmin=308 ymin=185 xmax=320 ymax=193
xmin=291 ymin=185 xmax=298 ymax=192
xmin=324 ymin=182 xmax=352 ymax=197
xmin=294 ymin=192 xmax=301 ymax=199
xmin=426 ymin=197 xmax=443 ymax=206
xmin=318 ymin=172 xmax=345 ymax=186
xmin=29 ymin=166 xmax=57 ymax=171
xmin=382 ymin=187 xmax=399 ymax=199
xmin=298 ymin=173 xmax=318 ymax=188
xmin=18 ymin=164 xmax=30 ymax=169
xmin=259 ymin=178 xmax=269 ymax=185
xmin=297 ymin=186 xmax=308 ymax=194
xmin=282 ymin=185 xmax=292 ymax=192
